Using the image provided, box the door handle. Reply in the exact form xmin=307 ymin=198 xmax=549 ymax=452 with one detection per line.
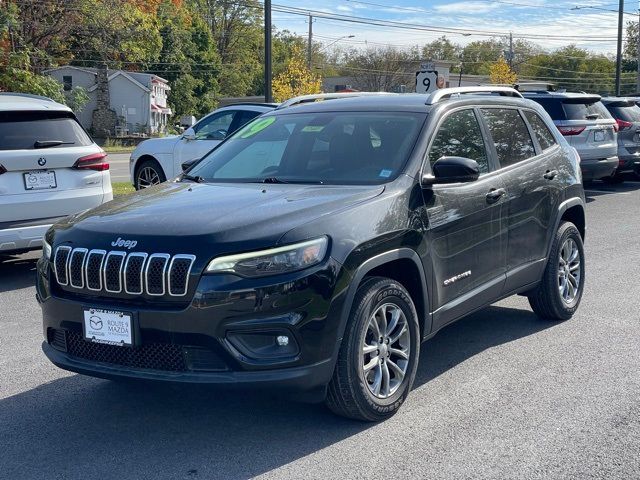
xmin=486 ymin=188 xmax=506 ymax=203
xmin=543 ymin=169 xmax=558 ymax=180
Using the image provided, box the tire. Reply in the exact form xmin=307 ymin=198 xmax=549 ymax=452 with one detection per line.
xmin=528 ymin=222 xmax=585 ymax=321
xmin=325 ymin=276 xmax=420 ymax=421
xmin=135 ymin=159 xmax=166 ymax=190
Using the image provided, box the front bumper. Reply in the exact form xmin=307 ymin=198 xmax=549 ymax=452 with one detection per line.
xmin=580 ymin=156 xmax=618 ymax=181
xmin=37 ymin=256 xmax=350 ymax=395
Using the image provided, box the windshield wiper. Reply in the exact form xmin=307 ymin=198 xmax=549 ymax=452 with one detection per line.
xmin=261 ymin=177 xmax=323 ymax=185
xmin=34 ymin=140 xmax=75 ymax=149
xmin=181 ymin=173 xmax=205 ymax=183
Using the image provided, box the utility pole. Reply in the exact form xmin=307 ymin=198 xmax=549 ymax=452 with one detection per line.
xmin=615 ymin=0 xmax=624 ymax=96
xmin=265 ymin=0 xmax=273 ymax=103
xmin=509 ymin=32 xmax=514 ymax=69
xmin=637 ymin=6 xmax=640 ymax=93
xmin=307 ymin=14 xmax=313 ymax=71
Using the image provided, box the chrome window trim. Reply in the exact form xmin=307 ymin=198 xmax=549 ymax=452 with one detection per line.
xmin=145 ymin=253 xmax=171 ymax=296
xmin=124 ymin=252 xmax=148 ymax=295
xmin=103 ymin=251 xmax=126 ymax=293
xmin=85 ymin=249 xmax=107 ymax=292
xmin=68 ymin=248 xmax=88 ymax=289
xmin=168 ymin=254 xmax=196 ymax=297
xmin=54 ymin=246 xmax=71 ymax=286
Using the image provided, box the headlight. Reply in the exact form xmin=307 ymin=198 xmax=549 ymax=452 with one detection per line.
xmin=206 ymin=237 xmax=328 ymax=278
xmin=42 ymin=237 xmax=52 ymax=260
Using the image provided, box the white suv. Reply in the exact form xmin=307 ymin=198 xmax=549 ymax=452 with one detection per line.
xmin=129 ymin=103 xmax=276 ymax=189
xmin=0 ymin=93 xmax=112 ymax=255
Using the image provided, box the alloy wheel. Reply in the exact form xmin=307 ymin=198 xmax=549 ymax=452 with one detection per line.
xmin=137 ymin=166 xmax=161 ymax=189
xmin=558 ymin=237 xmax=581 ymax=304
xmin=360 ymin=303 xmax=411 ymax=399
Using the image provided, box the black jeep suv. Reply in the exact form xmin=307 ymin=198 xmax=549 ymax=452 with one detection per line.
xmin=37 ymin=87 xmax=586 ymax=421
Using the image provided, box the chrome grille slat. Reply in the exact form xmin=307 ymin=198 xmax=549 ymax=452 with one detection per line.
xmin=124 ymin=252 xmax=148 ymax=295
xmin=53 ymin=247 xmax=195 ymax=297
xmin=68 ymin=248 xmax=88 ymax=289
xmin=103 ymin=251 xmax=126 ymax=293
xmin=145 ymin=254 xmax=170 ymax=296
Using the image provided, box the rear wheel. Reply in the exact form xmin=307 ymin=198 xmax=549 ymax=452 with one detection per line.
xmin=326 ymin=277 xmax=420 ymax=421
xmin=528 ymin=222 xmax=585 ymax=321
xmin=135 ymin=159 xmax=166 ymax=190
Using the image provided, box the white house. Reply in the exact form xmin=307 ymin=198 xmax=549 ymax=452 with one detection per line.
xmin=45 ymin=66 xmax=172 ymax=135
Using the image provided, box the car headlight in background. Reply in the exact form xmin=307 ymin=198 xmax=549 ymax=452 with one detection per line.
xmin=206 ymin=237 xmax=328 ymax=278
xmin=42 ymin=237 xmax=52 ymax=261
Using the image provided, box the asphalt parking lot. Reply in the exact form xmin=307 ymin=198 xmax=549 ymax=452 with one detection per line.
xmin=1 ymin=179 xmax=639 ymax=480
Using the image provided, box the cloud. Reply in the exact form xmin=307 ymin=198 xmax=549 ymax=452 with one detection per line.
xmin=434 ymin=1 xmax=499 ymax=14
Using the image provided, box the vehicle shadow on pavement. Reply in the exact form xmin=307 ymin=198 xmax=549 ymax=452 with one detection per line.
xmin=0 ymin=305 xmax=554 ymax=480
xmin=0 ymin=254 xmax=38 ymax=293
xmin=584 ymin=178 xmax=640 ymax=203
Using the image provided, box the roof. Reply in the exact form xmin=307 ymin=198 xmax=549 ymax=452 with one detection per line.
xmin=268 ymin=89 xmax=531 ymax=115
xmin=0 ymin=93 xmax=72 ymax=112
xmin=522 ymin=91 xmax=601 ymax=101
xmin=87 ymin=71 xmax=150 ymax=93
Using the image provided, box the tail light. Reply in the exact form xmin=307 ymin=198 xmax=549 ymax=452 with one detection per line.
xmin=73 ymin=152 xmax=109 ymax=171
xmin=557 ymin=126 xmax=586 ymax=136
xmin=615 ymin=119 xmax=632 ymax=131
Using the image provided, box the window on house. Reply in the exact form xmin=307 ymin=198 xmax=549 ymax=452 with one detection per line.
xmin=62 ymin=76 xmax=72 ymax=92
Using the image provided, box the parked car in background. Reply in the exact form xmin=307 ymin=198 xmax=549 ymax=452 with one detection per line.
xmin=39 ymin=88 xmax=587 ymax=421
xmin=129 ymin=103 xmax=277 ymax=189
xmin=522 ymin=89 xmax=618 ymax=182
xmin=601 ymin=97 xmax=640 ymax=181
xmin=0 ymin=93 xmax=112 ymax=256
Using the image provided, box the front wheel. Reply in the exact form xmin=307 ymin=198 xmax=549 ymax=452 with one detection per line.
xmin=326 ymin=277 xmax=420 ymax=421
xmin=135 ymin=159 xmax=166 ymax=190
xmin=528 ymin=222 xmax=585 ymax=321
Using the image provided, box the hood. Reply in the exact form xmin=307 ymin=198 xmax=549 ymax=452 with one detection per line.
xmin=133 ymin=135 xmax=181 ymax=155
xmin=53 ymin=181 xmax=384 ymax=255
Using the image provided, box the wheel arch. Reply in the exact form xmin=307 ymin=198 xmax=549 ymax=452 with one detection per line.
xmin=338 ymin=249 xmax=431 ymax=345
xmin=548 ymin=197 xmax=586 ymax=259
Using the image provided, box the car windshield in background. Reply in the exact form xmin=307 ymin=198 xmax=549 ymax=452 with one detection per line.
xmin=187 ymin=111 xmax=426 ymax=185
xmin=0 ymin=111 xmax=93 ymax=151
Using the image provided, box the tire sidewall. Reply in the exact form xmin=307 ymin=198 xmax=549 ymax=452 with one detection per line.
xmin=135 ymin=159 xmax=165 ymax=190
xmin=553 ymin=224 xmax=585 ymax=313
xmin=349 ymin=279 xmax=420 ymax=415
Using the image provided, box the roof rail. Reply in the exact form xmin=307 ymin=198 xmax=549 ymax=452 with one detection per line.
xmin=0 ymin=92 xmax=57 ymax=102
xmin=276 ymin=91 xmax=396 ymax=109
xmin=425 ymin=86 xmax=523 ymax=105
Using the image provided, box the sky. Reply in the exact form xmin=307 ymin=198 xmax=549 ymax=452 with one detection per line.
xmin=270 ymin=0 xmax=637 ymax=56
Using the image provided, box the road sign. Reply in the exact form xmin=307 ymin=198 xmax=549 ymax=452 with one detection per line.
xmin=416 ymin=70 xmax=439 ymax=94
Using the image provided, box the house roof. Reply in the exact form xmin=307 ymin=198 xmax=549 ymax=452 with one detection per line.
xmin=87 ymin=71 xmax=151 ymax=93
xmin=43 ymin=65 xmax=97 ymax=76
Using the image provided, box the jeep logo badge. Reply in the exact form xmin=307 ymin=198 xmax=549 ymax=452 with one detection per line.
xmin=111 ymin=237 xmax=138 ymax=250
xmin=37 ymin=157 xmax=47 ymax=166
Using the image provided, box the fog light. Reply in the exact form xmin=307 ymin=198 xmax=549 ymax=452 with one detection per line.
xmin=276 ymin=335 xmax=289 ymax=346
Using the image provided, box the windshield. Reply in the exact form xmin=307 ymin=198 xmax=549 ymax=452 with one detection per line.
xmin=187 ymin=111 xmax=426 ymax=185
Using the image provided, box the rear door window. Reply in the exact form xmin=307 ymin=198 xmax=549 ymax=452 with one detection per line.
xmin=428 ymin=109 xmax=490 ymax=174
xmin=0 ymin=111 xmax=93 ymax=151
xmin=523 ymin=111 xmax=558 ymax=151
xmin=480 ymin=108 xmax=536 ymax=167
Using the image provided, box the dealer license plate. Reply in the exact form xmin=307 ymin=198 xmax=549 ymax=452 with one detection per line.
xmin=83 ymin=308 xmax=133 ymax=346
xmin=24 ymin=170 xmax=57 ymax=190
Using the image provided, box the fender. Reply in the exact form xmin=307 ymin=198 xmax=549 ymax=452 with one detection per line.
xmin=546 ymin=196 xmax=586 ymax=259
xmin=336 ymin=248 xmax=432 ymax=349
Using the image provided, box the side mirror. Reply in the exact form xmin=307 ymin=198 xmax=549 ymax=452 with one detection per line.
xmin=182 ymin=127 xmax=196 ymax=141
xmin=181 ymin=158 xmax=199 ymax=172
xmin=421 ymin=156 xmax=480 ymax=186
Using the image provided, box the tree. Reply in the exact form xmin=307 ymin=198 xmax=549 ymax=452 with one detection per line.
xmin=272 ymin=44 xmax=321 ymax=102
xmin=460 ymin=39 xmax=504 ymax=75
xmin=489 ymin=57 xmax=517 ymax=84
xmin=0 ymin=51 xmax=65 ymax=101
xmin=422 ymin=36 xmax=460 ymax=63
xmin=343 ymin=46 xmax=416 ymax=92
